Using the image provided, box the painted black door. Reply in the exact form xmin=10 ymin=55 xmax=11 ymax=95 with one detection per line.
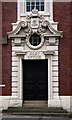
xmin=23 ymin=60 xmax=48 ymax=101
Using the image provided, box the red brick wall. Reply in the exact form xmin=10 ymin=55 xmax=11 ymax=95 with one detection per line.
xmin=2 ymin=2 xmax=17 ymax=95
xmin=70 ymin=2 xmax=72 ymax=96
xmin=0 ymin=2 xmax=2 ymax=95
xmin=53 ymin=2 xmax=71 ymax=95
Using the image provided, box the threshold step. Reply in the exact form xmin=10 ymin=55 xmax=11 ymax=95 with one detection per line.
xmin=2 ymin=107 xmax=67 ymax=113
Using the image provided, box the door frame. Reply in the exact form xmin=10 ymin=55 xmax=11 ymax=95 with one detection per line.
xmin=18 ymin=55 xmax=53 ymax=107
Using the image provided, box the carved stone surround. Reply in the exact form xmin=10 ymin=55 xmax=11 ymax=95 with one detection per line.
xmin=7 ymin=9 xmax=63 ymax=108
xmin=8 ymin=8 xmax=62 ymax=49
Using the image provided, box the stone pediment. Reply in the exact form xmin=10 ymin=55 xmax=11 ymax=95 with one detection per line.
xmin=8 ymin=21 xmax=28 ymax=38
xmin=8 ymin=20 xmax=62 ymax=39
xmin=8 ymin=8 xmax=63 ymax=39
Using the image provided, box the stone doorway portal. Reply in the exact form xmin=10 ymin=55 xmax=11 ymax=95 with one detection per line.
xmin=22 ymin=59 xmax=48 ymax=107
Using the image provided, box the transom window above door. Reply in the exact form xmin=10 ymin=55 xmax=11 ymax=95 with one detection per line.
xmin=26 ymin=0 xmax=44 ymax=12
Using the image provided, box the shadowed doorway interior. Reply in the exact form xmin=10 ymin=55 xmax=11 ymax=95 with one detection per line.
xmin=22 ymin=59 xmax=48 ymax=107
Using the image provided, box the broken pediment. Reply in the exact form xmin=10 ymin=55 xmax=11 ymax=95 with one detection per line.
xmin=8 ymin=21 xmax=28 ymax=38
xmin=7 ymin=8 xmax=63 ymax=48
xmin=8 ymin=8 xmax=62 ymax=38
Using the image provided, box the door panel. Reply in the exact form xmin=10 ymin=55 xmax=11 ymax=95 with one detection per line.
xmin=23 ymin=60 xmax=48 ymax=101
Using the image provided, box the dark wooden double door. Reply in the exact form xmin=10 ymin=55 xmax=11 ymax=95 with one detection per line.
xmin=22 ymin=60 xmax=48 ymax=101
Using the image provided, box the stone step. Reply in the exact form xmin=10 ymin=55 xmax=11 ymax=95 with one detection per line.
xmin=2 ymin=107 xmax=70 ymax=117
xmin=6 ymin=107 xmax=67 ymax=113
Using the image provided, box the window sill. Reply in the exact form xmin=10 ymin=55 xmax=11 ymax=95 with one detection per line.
xmin=20 ymin=12 xmax=50 ymax=17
